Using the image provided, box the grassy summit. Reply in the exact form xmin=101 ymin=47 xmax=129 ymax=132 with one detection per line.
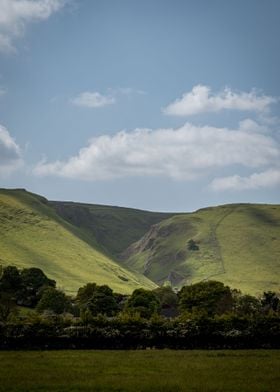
xmin=124 ymin=204 xmax=280 ymax=295
xmin=0 ymin=189 xmax=157 ymax=294
xmin=0 ymin=188 xmax=279 ymax=295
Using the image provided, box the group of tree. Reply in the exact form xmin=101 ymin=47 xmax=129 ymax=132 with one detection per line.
xmin=0 ymin=265 xmax=279 ymax=349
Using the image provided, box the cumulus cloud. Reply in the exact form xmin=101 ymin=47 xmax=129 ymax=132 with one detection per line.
xmin=211 ymin=169 xmax=280 ymax=191
xmin=0 ymin=124 xmax=22 ymax=175
xmin=163 ymin=85 xmax=277 ymax=116
xmin=0 ymin=0 xmax=67 ymax=53
xmin=71 ymin=92 xmax=115 ymax=108
xmin=33 ymin=122 xmax=280 ymax=181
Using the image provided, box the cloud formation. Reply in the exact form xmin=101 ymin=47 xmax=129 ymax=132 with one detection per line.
xmin=163 ymin=85 xmax=277 ymax=116
xmin=0 ymin=0 xmax=66 ymax=53
xmin=0 ymin=124 xmax=22 ymax=175
xmin=71 ymin=91 xmax=115 ymax=108
xmin=211 ymin=169 xmax=280 ymax=191
xmin=33 ymin=122 xmax=280 ymax=182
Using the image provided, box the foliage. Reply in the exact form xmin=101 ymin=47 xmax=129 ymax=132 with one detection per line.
xmin=77 ymin=283 xmax=119 ymax=317
xmin=153 ymin=286 xmax=178 ymax=317
xmin=125 ymin=288 xmax=160 ymax=318
xmin=36 ymin=287 xmax=71 ymax=314
xmin=178 ymin=280 xmax=233 ymax=316
xmin=0 ymin=266 xmax=21 ymax=292
xmin=261 ymin=291 xmax=280 ymax=313
xmin=21 ymin=268 xmax=55 ymax=291
xmin=188 ymin=239 xmax=199 ymax=250
xmin=232 ymin=292 xmax=261 ymax=317
xmin=0 ymin=265 xmax=56 ymax=308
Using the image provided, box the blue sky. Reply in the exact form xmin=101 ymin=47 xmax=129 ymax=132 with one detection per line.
xmin=0 ymin=0 xmax=279 ymax=211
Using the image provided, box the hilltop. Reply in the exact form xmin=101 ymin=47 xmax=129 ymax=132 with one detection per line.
xmin=0 ymin=188 xmax=279 ymax=295
xmin=123 ymin=204 xmax=280 ymax=295
xmin=0 ymin=189 xmax=158 ymax=294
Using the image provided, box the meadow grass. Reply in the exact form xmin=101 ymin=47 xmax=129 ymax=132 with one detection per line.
xmin=0 ymin=350 xmax=279 ymax=392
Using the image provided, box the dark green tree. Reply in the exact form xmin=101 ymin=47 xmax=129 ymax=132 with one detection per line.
xmin=179 ymin=280 xmax=233 ymax=316
xmin=261 ymin=291 xmax=279 ymax=313
xmin=0 ymin=266 xmax=21 ymax=292
xmin=187 ymin=239 xmax=199 ymax=251
xmin=233 ymin=293 xmax=261 ymax=317
xmin=77 ymin=283 xmax=118 ymax=317
xmin=21 ymin=268 xmax=55 ymax=291
xmin=153 ymin=286 xmax=178 ymax=317
xmin=125 ymin=288 xmax=160 ymax=318
xmin=36 ymin=287 xmax=71 ymax=314
xmin=76 ymin=283 xmax=97 ymax=304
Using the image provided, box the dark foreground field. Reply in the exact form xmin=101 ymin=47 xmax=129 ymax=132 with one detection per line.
xmin=1 ymin=350 xmax=280 ymax=392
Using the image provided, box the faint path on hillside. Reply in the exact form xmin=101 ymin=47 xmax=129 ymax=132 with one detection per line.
xmin=202 ymin=207 xmax=236 ymax=282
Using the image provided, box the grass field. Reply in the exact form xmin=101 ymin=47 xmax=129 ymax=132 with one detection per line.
xmin=0 ymin=350 xmax=279 ymax=391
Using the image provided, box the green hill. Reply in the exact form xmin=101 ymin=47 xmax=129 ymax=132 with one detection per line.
xmin=51 ymin=201 xmax=172 ymax=258
xmin=1 ymin=188 xmax=279 ymax=296
xmin=0 ymin=189 xmax=157 ymax=295
xmin=123 ymin=204 xmax=280 ymax=295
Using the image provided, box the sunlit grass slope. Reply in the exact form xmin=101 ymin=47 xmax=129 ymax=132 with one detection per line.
xmin=124 ymin=204 xmax=280 ymax=295
xmin=0 ymin=189 xmax=156 ymax=295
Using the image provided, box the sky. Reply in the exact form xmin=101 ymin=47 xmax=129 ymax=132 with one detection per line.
xmin=0 ymin=0 xmax=280 ymax=212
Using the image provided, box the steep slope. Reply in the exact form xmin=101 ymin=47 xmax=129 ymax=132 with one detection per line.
xmin=0 ymin=189 xmax=157 ymax=294
xmin=123 ymin=204 xmax=280 ymax=295
xmin=51 ymin=201 xmax=173 ymax=258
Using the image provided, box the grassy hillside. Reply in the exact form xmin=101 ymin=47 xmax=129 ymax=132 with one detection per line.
xmin=51 ymin=201 xmax=172 ymax=258
xmin=1 ymin=188 xmax=279 ymax=296
xmin=123 ymin=204 xmax=280 ymax=295
xmin=0 ymin=189 xmax=157 ymax=294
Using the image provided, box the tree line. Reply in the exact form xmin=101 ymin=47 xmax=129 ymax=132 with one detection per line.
xmin=0 ymin=265 xmax=279 ymax=349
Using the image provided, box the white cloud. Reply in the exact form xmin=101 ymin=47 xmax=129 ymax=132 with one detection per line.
xmin=0 ymin=0 xmax=67 ymax=53
xmin=163 ymin=85 xmax=277 ymax=116
xmin=71 ymin=91 xmax=115 ymax=108
xmin=0 ymin=124 xmax=23 ymax=175
xmin=211 ymin=169 xmax=280 ymax=191
xmin=33 ymin=122 xmax=280 ymax=181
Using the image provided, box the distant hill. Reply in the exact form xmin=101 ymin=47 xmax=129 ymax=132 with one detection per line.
xmin=123 ymin=204 xmax=280 ymax=295
xmin=0 ymin=189 xmax=157 ymax=294
xmin=0 ymin=188 xmax=279 ymax=295
xmin=51 ymin=201 xmax=173 ymax=258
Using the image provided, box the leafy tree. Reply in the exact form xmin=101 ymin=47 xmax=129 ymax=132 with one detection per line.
xmin=187 ymin=239 xmax=199 ymax=251
xmin=126 ymin=288 xmax=160 ymax=318
xmin=0 ymin=266 xmax=21 ymax=292
xmin=76 ymin=283 xmax=97 ymax=304
xmin=21 ymin=268 xmax=55 ymax=291
xmin=233 ymin=293 xmax=261 ymax=317
xmin=0 ymin=292 xmax=17 ymax=322
xmin=261 ymin=291 xmax=279 ymax=313
xmin=178 ymin=281 xmax=233 ymax=316
xmin=36 ymin=287 xmax=71 ymax=314
xmin=76 ymin=283 xmax=118 ymax=317
xmin=87 ymin=291 xmax=118 ymax=316
xmin=153 ymin=286 xmax=178 ymax=317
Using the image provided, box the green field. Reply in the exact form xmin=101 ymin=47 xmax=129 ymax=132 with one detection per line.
xmin=0 ymin=350 xmax=279 ymax=391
